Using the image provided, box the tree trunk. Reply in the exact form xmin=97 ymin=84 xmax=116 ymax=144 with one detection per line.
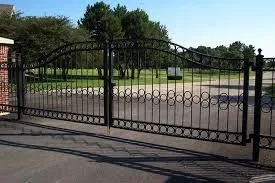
xmin=43 ymin=66 xmax=47 ymax=75
xmin=118 ymin=65 xmax=125 ymax=79
xmin=97 ymin=68 xmax=103 ymax=79
xmin=131 ymin=68 xmax=135 ymax=79
xmin=61 ymin=61 xmax=67 ymax=81
xmin=38 ymin=68 xmax=42 ymax=81
xmin=62 ymin=69 xmax=66 ymax=80
xmin=155 ymin=69 xmax=159 ymax=78
xmin=126 ymin=67 xmax=129 ymax=79
xmin=137 ymin=68 xmax=142 ymax=78
xmin=53 ymin=62 xmax=57 ymax=77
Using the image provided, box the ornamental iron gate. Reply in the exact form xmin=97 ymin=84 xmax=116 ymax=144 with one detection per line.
xmin=109 ymin=39 xmax=248 ymax=145
xmin=0 ymin=39 xmax=274 ymax=161
xmin=22 ymin=42 xmax=106 ymax=125
xmin=252 ymin=52 xmax=275 ymax=161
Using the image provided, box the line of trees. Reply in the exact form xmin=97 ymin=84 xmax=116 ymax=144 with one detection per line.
xmin=191 ymin=41 xmax=255 ymax=62
xmin=0 ymin=12 xmax=90 ymax=64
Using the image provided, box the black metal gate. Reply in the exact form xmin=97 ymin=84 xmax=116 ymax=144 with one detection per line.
xmin=108 ymin=39 xmax=249 ymax=145
xmin=22 ymin=42 xmax=106 ymax=125
xmin=252 ymin=50 xmax=275 ymax=161
xmin=1 ymin=39 xmax=274 ymax=161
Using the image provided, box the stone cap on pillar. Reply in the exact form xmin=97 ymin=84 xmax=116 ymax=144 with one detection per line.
xmin=0 ymin=37 xmax=14 ymax=62
xmin=0 ymin=37 xmax=14 ymax=45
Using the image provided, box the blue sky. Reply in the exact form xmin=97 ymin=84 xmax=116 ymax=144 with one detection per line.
xmin=4 ymin=0 xmax=275 ymax=56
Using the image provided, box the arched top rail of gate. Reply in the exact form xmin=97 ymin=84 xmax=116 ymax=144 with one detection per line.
xmin=24 ymin=41 xmax=104 ymax=69
xmin=24 ymin=38 xmax=246 ymax=71
xmin=111 ymin=38 xmax=246 ymax=71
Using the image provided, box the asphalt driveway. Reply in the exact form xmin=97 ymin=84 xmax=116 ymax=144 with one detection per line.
xmin=0 ymin=118 xmax=275 ymax=183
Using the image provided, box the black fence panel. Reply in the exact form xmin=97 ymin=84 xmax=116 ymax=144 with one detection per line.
xmin=23 ymin=42 xmax=106 ymax=125
xmin=110 ymin=39 xmax=248 ymax=144
xmin=259 ymin=57 xmax=275 ymax=150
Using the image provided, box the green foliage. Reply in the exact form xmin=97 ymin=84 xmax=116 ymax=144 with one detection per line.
xmin=196 ymin=46 xmax=215 ymax=55
xmin=78 ymin=2 xmax=123 ymax=41
xmin=0 ymin=12 xmax=20 ymax=39
xmin=214 ymin=45 xmax=228 ymax=57
xmin=227 ymin=41 xmax=255 ymax=61
xmin=188 ymin=41 xmax=256 ymax=69
xmin=78 ymin=1 xmax=169 ymax=41
xmin=113 ymin=4 xmax=127 ymax=20
xmin=0 ymin=13 xmax=90 ymax=64
xmin=193 ymin=41 xmax=255 ymax=61
xmin=122 ymin=9 xmax=149 ymax=39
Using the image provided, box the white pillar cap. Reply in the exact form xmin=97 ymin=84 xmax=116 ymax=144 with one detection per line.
xmin=0 ymin=37 xmax=14 ymax=45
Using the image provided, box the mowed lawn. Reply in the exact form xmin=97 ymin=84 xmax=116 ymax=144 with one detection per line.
xmin=26 ymin=68 xmax=245 ymax=91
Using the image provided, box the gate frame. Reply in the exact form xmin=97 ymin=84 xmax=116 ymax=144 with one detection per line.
xmin=103 ymin=40 xmax=115 ymax=132
xmin=252 ymin=49 xmax=275 ymax=161
xmin=252 ymin=49 xmax=264 ymax=161
xmin=14 ymin=39 xmax=251 ymax=144
xmin=105 ymin=39 xmax=250 ymax=145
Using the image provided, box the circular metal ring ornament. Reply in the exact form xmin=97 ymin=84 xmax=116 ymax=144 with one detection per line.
xmin=184 ymin=91 xmax=192 ymax=100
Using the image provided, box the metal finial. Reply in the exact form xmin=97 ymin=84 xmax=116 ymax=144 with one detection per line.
xmin=258 ymin=48 xmax=262 ymax=55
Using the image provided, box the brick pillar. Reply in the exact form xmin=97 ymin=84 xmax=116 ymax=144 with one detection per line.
xmin=0 ymin=45 xmax=9 ymax=105
xmin=0 ymin=37 xmax=14 ymax=113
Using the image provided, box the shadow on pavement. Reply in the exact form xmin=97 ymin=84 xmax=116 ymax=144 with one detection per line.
xmin=0 ymin=120 xmax=275 ymax=182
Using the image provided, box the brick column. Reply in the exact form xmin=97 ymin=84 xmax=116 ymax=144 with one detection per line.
xmin=0 ymin=37 xmax=14 ymax=113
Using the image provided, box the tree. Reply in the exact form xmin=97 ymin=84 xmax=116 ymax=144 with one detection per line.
xmin=0 ymin=12 xmax=91 ymax=81
xmin=228 ymin=41 xmax=255 ymax=68
xmin=78 ymin=2 xmax=171 ymax=79
xmin=78 ymin=2 xmax=125 ymax=78
xmin=243 ymin=45 xmax=256 ymax=62
xmin=147 ymin=21 xmax=169 ymax=41
xmin=121 ymin=9 xmax=149 ymax=39
xmin=0 ymin=14 xmax=90 ymax=63
xmin=113 ymin=4 xmax=127 ymax=20
xmin=214 ymin=45 xmax=228 ymax=58
xmin=196 ymin=46 xmax=215 ymax=55
xmin=78 ymin=1 xmax=123 ymax=41
xmin=190 ymin=41 xmax=256 ymax=69
xmin=121 ymin=10 xmax=169 ymax=78
xmin=0 ymin=11 xmax=20 ymax=39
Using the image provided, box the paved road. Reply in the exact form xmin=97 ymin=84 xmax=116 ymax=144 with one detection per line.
xmin=0 ymin=119 xmax=275 ymax=183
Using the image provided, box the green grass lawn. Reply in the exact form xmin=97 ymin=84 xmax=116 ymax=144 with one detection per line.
xmin=26 ymin=68 xmax=246 ymax=91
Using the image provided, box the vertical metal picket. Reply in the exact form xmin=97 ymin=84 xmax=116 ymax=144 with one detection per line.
xmin=16 ymin=53 xmax=23 ymax=120
xmin=253 ymin=49 xmax=264 ymax=161
xmin=242 ymin=58 xmax=250 ymax=145
xmin=103 ymin=40 xmax=110 ymax=129
xmin=108 ymin=43 xmax=114 ymax=128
